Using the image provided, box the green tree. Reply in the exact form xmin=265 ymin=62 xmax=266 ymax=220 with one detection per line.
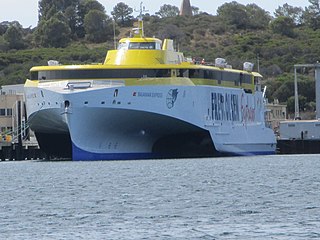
xmin=0 ymin=22 xmax=9 ymax=35
xmin=38 ymin=0 xmax=79 ymax=21
xmin=192 ymin=6 xmax=200 ymax=15
xmin=156 ymin=4 xmax=179 ymax=18
xmin=35 ymin=17 xmax=71 ymax=47
xmin=64 ymin=5 xmax=79 ymax=38
xmin=111 ymin=2 xmax=133 ymax=27
xmin=303 ymin=0 xmax=320 ymax=29
xmin=275 ymin=3 xmax=303 ymax=25
xmin=157 ymin=24 xmax=185 ymax=42
xmin=3 ymin=25 xmax=26 ymax=49
xmin=77 ymin=0 xmax=106 ymax=38
xmin=217 ymin=2 xmax=249 ymax=29
xmin=38 ymin=0 xmax=80 ymax=39
xmin=38 ymin=0 xmax=106 ymax=39
xmin=0 ymin=36 xmax=9 ymax=51
xmin=287 ymin=95 xmax=308 ymax=112
xmin=84 ymin=10 xmax=112 ymax=43
xmin=270 ymin=16 xmax=295 ymax=37
xmin=246 ymin=4 xmax=271 ymax=29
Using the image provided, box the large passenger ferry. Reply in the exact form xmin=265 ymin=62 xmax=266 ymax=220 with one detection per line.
xmin=24 ymin=20 xmax=276 ymax=160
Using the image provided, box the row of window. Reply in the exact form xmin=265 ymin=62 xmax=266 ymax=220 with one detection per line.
xmin=31 ymin=68 xmax=253 ymax=85
xmin=118 ymin=42 xmax=161 ymax=50
xmin=0 ymin=108 xmax=12 ymax=116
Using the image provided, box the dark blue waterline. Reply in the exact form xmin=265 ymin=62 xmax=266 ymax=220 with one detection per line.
xmin=72 ymin=143 xmax=275 ymax=161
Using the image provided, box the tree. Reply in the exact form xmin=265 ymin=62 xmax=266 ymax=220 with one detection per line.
xmin=275 ymin=3 xmax=303 ymax=25
xmin=0 ymin=22 xmax=9 ymax=35
xmin=217 ymin=2 xmax=249 ymax=29
xmin=246 ymin=4 xmax=271 ymax=29
xmin=156 ymin=4 xmax=179 ymax=18
xmin=38 ymin=0 xmax=79 ymax=21
xmin=192 ymin=6 xmax=200 ymax=16
xmin=64 ymin=5 xmax=79 ymax=38
xmin=35 ymin=17 xmax=71 ymax=47
xmin=77 ymin=0 xmax=106 ymax=38
xmin=38 ymin=0 xmax=106 ymax=39
xmin=111 ymin=2 xmax=133 ymax=27
xmin=287 ymin=95 xmax=308 ymax=113
xmin=157 ymin=24 xmax=185 ymax=42
xmin=0 ymin=36 xmax=9 ymax=51
xmin=3 ymin=25 xmax=26 ymax=49
xmin=270 ymin=16 xmax=295 ymax=37
xmin=84 ymin=10 xmax=112 ymax=43
xmin=78 ymin=0 xmax=105 ymax=20
xmin=303 ymin=0 xmax=320 ymax=29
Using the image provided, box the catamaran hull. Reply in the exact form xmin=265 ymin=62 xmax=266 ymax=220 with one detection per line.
xmin=25 ymin=83 xmax=276 ymax=160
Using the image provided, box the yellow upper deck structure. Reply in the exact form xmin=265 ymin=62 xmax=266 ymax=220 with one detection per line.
xmin=104 ymin=20 xmax=185 ymax=66
xmin=28 ymin=20 xmax=262 ymax=92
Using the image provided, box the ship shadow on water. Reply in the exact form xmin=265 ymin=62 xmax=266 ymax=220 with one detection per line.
xmin=152 ymin=130 xmax=222 ymax=159
xmin=35 ymin=132 xmax=72 ymax=160
xmin=34 ymin=129 xmax=226 ymax=161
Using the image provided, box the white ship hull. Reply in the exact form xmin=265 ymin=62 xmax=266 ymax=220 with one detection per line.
xmin=25 ymin=80 xmax=276 ymax=160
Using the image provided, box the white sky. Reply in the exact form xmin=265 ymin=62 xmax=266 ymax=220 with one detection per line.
xmin=0 ymin=0 xmax=312 ymax=28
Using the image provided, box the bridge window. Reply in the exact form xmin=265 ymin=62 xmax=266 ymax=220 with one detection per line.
xmin=129 ymin=42 xmax=156 ymax=49
xmin=118 ymin=42 xmax=129 ymax=50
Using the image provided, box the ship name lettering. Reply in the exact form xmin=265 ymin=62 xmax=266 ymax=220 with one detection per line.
xmin=211 ymin=92 xmax=239 ymax=122
xmin=137 ymin=92 xmax=163 ymax=98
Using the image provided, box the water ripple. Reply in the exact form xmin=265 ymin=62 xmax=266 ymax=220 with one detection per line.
xmin=1 ymin=155 xmax=320 ymax=239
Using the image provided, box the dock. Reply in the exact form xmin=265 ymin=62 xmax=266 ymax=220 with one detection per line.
xmin=277 ymin=139 xmax=320 ymax=154
xmin=0 ymin=141 xmax=46 ymax=161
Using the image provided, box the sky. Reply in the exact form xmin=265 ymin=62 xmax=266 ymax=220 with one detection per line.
xmin=0 ymin=0 xmax=312 ymax=28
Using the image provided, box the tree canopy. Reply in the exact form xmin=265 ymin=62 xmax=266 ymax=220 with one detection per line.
xmin=156 ymin=4 xmax=180 ymax=18
xmin=37 ymin=0 xmax=108 ymax=43
xmin=275 ymin=3 xmax=304 ymax=25
xmin=84 ymin=10 xmax=113 ymax=43
xmin=35 ymin=16 xmax=72 ymax=48
xmin=217 ymin=2 xmax=271 ymax=30
xmin=111 ymin=2 xmax=134 ymax=27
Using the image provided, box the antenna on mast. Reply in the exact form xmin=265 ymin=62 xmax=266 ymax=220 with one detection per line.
xmin=135 ymin=2 xmax=149 ymax=20
xmin=133 ymin=2 xmax=148 ymax=37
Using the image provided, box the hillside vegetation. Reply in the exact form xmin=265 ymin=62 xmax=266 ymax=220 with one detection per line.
xmin=1 ymin=0 xmax=320 ymax=115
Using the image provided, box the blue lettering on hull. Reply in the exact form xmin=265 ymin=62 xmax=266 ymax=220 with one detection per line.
xmin=211 ymin=92 xmax=239 ymax=122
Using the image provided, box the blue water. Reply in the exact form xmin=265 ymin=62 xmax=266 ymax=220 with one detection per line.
xmin=1 ymin=155 xmax=320 ymax=239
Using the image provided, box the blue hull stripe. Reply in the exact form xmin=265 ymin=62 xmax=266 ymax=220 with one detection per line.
xmin=72 ymin=143 xmax=275 ymax=161
xmin=72 ymin=143 xmax=158 ymax=161
xmin=233 ymin=151 xmax=276 ymax=156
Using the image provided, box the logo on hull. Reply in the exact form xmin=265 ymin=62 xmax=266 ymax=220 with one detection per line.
xmin=166 ymin=89 xmax=179 ymax=109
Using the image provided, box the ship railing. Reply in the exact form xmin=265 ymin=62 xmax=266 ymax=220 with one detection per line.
xmin=64 ymin=80 xmax=125 ymax=90
xmin=67 ymin=82 xmax=92 ymax=90
xmin=92 ymin=80 xmax=125 ymax=87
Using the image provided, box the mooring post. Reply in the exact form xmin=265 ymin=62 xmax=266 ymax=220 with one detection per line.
xmin=16 ymin=100 xmax=23 ymax=160
xmin=315 ymin=63 xmax=320 ymax=120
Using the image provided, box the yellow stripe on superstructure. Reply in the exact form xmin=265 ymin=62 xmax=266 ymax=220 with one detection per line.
xmin=24 ymin=79 xmax=39 ymax=87
xmin=29 ymin=63 xmax=257 ymax=91
xmin=30 ymin=63 xmax=256 ymax=73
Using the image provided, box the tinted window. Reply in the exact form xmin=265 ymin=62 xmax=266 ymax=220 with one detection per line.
xmin=129 ymin=42 xmax=156 ymax=49
xmin=31 ymin=69 xmax=171 ymax=80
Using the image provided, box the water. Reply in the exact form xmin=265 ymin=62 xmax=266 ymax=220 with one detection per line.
xmin=1 ymin=155 xmax=320 ymax=239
